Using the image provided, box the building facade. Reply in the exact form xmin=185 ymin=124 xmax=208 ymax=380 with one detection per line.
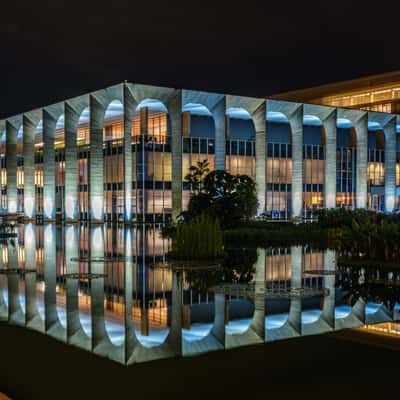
xmin=1 ymin=81 xmax=400 ymax=222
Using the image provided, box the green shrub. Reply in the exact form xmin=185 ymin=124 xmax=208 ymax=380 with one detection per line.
xmin=170 ymin=213 xmax=224 ymax=260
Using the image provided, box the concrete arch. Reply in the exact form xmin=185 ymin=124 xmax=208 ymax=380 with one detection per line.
xmin=368 ymin=112 xmax=396 ymax=212
xmin=65 ymin=224 xmax=90 ymax=350
xmin=43 ymin=102 xmax=64 ymax=220
xmin=267 ymin=100 xmax=303 ymax=218
xmin=335 ymin=297 xmax=366 ymax=330
xmin=365 ymin=301 xmax=393 ymax=325
xmin=338 ymin=108 xmax=368 ymax=209
xmin=44 ymin=224 xmax=67 ymax=341
xmin=301 ymin=249 xmax=335 ymax=336
xmin=266 ymin=246 xmax=302 ymax=341
xmin=225 ymin=248 xmax=265 ymax=348
xmin=182 ymin=292 xmax=225 ymax=356
xmin=126 ymin=84 xmax=182 ymax=220
xmin=304 ymin=105 xmax=337 ymax=208
xmin=126 ymin=269 xmax=182 ymax=364
xmin=183 ymin=90 xmax=225 ymax=172
xmin=89 ymin=225 xmax=125 ymax=362
xmin=64 ymin=96 xmax=89 ymax=221
xmin=88 ymin=85 xmax=124 ymax=222
xmin=226 ymin=96 xmax=266 ymax=212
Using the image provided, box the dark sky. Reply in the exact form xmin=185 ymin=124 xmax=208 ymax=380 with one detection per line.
xmin=1 ymin=0 xmax=399 ymax=118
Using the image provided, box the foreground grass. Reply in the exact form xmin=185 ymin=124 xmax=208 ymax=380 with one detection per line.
xmin=0 ymin=323 xmax=399 ymax=400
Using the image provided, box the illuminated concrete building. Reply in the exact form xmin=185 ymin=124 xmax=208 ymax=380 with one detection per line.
xmin=1 ymin=80 xmax=400 ymax=222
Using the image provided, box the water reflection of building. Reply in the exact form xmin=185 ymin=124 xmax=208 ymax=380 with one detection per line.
xmin=1 ymin=80 xmax=400 ymax=223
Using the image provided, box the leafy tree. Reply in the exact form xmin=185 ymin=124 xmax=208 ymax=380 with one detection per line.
xmin=183 ymin=164 xmax=258 ymax=228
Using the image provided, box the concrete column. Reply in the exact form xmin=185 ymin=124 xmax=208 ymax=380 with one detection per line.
xmin=6 ymin=120 xmax=18 ymax=213
xmin=44 ymin=224 xmax=61 ymax=336
xmin=90 ymin=226 xmax=108 ymax=351
xmin=89 ymin=96 xmax=105 ymax=221
xmin=213 ymin=97 xmax=226 ymax=170
xmin=123 ymin=85 xmax=135 ymax=221
xmin=43 ymin=110 xmax=56 ymax=219
xmin=324 ymin=110 xmax=337 ymax=208
xmin=138 ymin=107 xmax=148 ymax=218
xmin=288 ymin=246 xmax=302 ymax=334
xmin=24 ymin=224 xmax=41 ymax=330
xmin=251 ymin=248 xmax=265 ymax=340
xmin=170 ymin=92 xmax=183 ymax=221
xmin=211 ymin=293 xmax=226 ymax=345
xmin=321 ymin=249 xmax=335 ymax=329
xmin=290 ymin=107 xmax=303 ymax=217
xmin=167 ymin=271 xmax=182 ymax=356
xmin=66 ymin=225 xmax=90 ymax=350
xmin=384 ymin=118 xmax=396 ymax=213
xmin=64 ymin=102 xmax=79 ymax=220
xmin=254 ymin=102 xmax=266 ymax=213
xmin=355 ymin=114 xmax=368 ymax=209
xmin=23 ymin=116 xmax=36 ymax=218
xmin=7 ymin=240 xmax=24 ymax=325
xmin=124 ymin=228 xmax=136 ymax=363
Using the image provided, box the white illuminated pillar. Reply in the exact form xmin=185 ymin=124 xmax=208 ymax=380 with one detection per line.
xmin=254 ymin=102 xmax=266 ymax=213
xmin=355 ymin=114 xmax=368 ymax=209
xmin=23 ymin=115 xmax=36 ymax=218
xmin=384 ymin=117 xmax=396 ymax=213
xmin=170 ymin=92 xmax=183 ymax=221
xmin=89 ymin=96 xmax=105 ymax=222
xmin=43 ymin=109 xmax=57 ymax=219
xmin=324 ymin=110 xmax=337 ymax=209
xmin=6 ymin=120 xmax=19 ymax=214
xmin=65 ymin=102 xmax=79 ymax=220
xmin=290 ymin=107 xmax=304 ymax=218
xmin=214 ymin=97 xmax=226 ymax=171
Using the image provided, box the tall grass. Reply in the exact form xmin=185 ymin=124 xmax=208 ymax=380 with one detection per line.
xmin=170 ymin=214 xmax=224 ymax=260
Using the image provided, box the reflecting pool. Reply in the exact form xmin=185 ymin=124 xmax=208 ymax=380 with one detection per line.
xmin=0 ymin=223 xmax=399 ymax=364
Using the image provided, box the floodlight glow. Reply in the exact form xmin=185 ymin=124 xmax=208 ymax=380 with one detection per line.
xmin=24 ymin=223 xmax=34 ymax=247
xmin=66 ymin=225 xmax=76 ymax=250
xmin=325 ymin=193 xmax=336 ymax=209
xmin=182 ymin=103 xmax=212 ymax=116
xmin=91 ymin=226 xmax=104 ymax=252
xmin=8 ymin=200 xmax=17 ymax=213
xmin=24 ymin=197 xmax=34 ymax=218
xmin=136 ymin=99 xmax=168 ymax=113
xmin=43 ymin=197 xmax=54 ymax=218
xmin=65 ymin=195 xmax=76 ymax=219
xmin=45 ymin=224 xmax=54 ymax=244
xmin=125 ymin=197 xmax=131 ymax=221
xmin=104 ymin=100 xmax=124 ymax=120
xmin=386 ymin=194 xmax=395 ymax=213
xmin=226 ymin=107 xmax=251 ymax=120
xmin=337 ymin=118 xmax=353 ymax=129
xmin=303 ymin=115 xmax=322 ymax=126
xmin=368 ymin=121 xmax=382 ymax=131
xmin=91 ymin=195 xmax=103 ymax=220
xmin=267 ymin=111 xmax=289 ymax=123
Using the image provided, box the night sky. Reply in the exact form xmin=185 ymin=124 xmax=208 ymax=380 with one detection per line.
xmin=1 ymin=0 xmax=399 ymax=118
